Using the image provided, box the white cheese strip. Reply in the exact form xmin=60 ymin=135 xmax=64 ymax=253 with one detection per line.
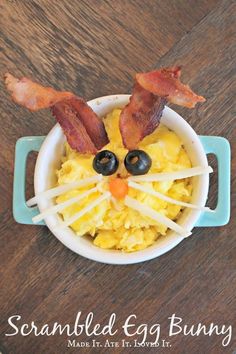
xmin=111 ymin=196 xmax=123 ymax=211
xmin=26 ymin=175 xmax=103 ymax=207
xmin=128 ymin=181 xmax=212 ymax=212
xmin=125 ymin=196 xmax=191 ymax=237
xmin=58 ymin=191 xmax=111 ymax=228
xmin=128 ymin=166 xmax=213 ymax=182
xmin=32 ymin=187 xmax=98 ymax=223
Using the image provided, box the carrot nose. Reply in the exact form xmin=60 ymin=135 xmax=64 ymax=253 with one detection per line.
xmin=109 ymin=178 xmax=129 ymax=199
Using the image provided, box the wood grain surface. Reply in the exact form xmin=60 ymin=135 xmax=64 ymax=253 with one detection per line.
xmin=0 ymin=1 xmax=235 ymax=353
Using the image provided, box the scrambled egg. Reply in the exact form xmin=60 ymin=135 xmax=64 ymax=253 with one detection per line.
xmin=56 ymin=109 xmax=192 ymax=252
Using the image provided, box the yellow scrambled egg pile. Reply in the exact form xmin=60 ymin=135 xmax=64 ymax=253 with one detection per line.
xmin=56 ymin=108 xmax=192 ymax=252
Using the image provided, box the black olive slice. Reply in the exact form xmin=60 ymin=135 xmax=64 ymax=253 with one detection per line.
xmin=93 ymin=150 xmax=119 ymax=176
xmin=124 ymin=150 xmax=152 ymax=175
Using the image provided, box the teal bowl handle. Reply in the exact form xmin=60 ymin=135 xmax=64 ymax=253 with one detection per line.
xmin=196 ymin=136 xmax=231 ymax=227
xmin=13 ymin=136 xmax=45 ymax=225
xmin=13 ymin=135 xmax=230 ymax=227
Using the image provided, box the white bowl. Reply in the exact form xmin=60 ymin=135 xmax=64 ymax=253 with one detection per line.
xmin=34 ymin=95 xmax=209 ymax=264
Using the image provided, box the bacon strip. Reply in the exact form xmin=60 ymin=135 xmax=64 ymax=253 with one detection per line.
xmin=136 ymin=66 xmax=205 ymax=108
xmin=52 ymin=97 xmax=108 ymax=153
xmin=4 ymin=73 xmax=73 ymax=111
xmin=64 ymin=97 xmax=109 ymax=150
xmin=120 ymin=66 xmax=205 ymax=149
xmin=120 ymin=83 xmax=166 ymax=150
xmin=4 ymin=73 xmax=109 ymax=154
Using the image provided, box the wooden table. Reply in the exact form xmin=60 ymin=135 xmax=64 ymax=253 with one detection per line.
xmin=0 ymin=1 xmax=235 ymax=353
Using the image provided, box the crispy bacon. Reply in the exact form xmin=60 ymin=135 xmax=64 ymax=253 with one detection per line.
xmin=51 ymin=100 xmax=97 ymax=154
xmin=4 ymin=73 xmax=109 ymax=154
xmin=120 ymin=83 xmax=166 ymax=150
xmin=5 ymin=67 xmax=205 ymax=153
xmin=52 ymin=97 xmax=109 ymax=153
xmin=136 ymin=66 xmax=205 ymax=108
xmin=4 ymin=73 xmax=73 ymax=111
xmin=120 ymin=66 xmax=205 ymax=149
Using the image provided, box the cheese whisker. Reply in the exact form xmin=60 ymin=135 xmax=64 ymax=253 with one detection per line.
xmin=125 ymin=196 xmax=191 ymax=237
xmin=58 ymin=192 xmax=111 ymax=228
xmin=32 ymin=187 xmax=98 ymax=223
xmin=128 ymin=166 xmax=213 ymax=182
xmin=128 ymin=181 xmax=212 ymax=211
xmin=27 ymin=174 xmax=103 ymax=206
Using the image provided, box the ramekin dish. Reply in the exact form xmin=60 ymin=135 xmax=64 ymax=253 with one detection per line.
xmin=13 ymin=95 xmax=231 ymax=264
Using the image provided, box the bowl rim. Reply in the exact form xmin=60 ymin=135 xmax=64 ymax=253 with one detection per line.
xmin=34 ymin=94 xmax=209 ymax=264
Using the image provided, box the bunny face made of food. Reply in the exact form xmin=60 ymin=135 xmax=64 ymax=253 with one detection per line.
xmin=5 ymin=67 xmax=210 ymax=252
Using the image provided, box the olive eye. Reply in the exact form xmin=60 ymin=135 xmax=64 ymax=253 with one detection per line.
xmin=93 ymin=150 xmax=119 ymax=176
xmin=124 ymin=150 xmax=152 ymax=175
